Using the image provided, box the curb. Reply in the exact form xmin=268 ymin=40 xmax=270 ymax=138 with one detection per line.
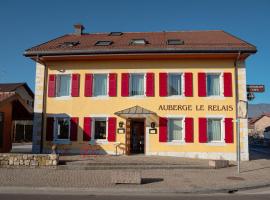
xmin=0 ymin=183 xmax=270 ymax=196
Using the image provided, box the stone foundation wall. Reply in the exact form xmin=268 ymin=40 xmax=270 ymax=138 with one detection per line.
xmin=0 ymin=153 xmax=59 ymax=167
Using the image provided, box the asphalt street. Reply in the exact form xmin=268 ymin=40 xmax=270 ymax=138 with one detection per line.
xmin=0 ymin=194 xmax=270 ymax=200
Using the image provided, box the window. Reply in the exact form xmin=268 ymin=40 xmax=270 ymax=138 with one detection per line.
xmin=94 ymin=118 xmax=107 ymax=140
xmin=56 ymin=74 xmax=71 ymax=97
xmin=59 ymin=41 xmax=80 ymax=47
xmin=93 ymin=74 xmax=108 ymax=96
xmin=207 ymin=118 xmax=222 ymax=142
xmin=130 ymin=74 xmax=145 ymax=96
xmin=130 ymin=39 xmax=148 ymax=45
xmin=167 ymin=39 xmax=184 ymax=45
xmin=95 ymin=41 xmax=113 ymax=46
xmin=109 ymin=32 xmax=123 ymax=36
xmin=168 ymin=73 xmax=182 ymax=96
xmin=168 ymin=118 xmax=183 ymax=141
xmin=55 ymin=117 xmax=70 ymax=140
xmin=207 ymin=74 xmax=220 ymax=96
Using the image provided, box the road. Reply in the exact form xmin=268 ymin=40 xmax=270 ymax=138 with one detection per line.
xmin=0 ymin=194 xmax=270 ymax=200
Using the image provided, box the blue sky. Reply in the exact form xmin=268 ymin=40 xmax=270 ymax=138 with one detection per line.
xmin=0 ymin=0 xmax=269 ymax=103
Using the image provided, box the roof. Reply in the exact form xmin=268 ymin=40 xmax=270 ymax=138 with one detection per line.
xmin=0 ymin=92 xmax=33 ymax=114
xmin=0 ymin=83 xmax=34 ymax=98
xmin=115 ymin=105 xmax=156 ymax=115
xmin=249 ymin=113 xmax=270 ymax=125
xmin=24 ymin=30 xmax=257 ymax=57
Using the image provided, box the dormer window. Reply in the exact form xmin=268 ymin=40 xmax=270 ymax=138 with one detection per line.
xmin=95 ymin=41 xmax=113 ymax=46
xmin=109 ymin=32 xmax=123 ymax=36
xmin=167 ymin=39 xmax=184 ymax=45
xmin=59 ymin=41 xmax=80 ymax=47
xmin=130 ymin=39 xmax=148 ymax=45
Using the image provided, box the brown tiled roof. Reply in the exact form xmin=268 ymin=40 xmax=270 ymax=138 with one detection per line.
xmin=0 ymin=83 xmax=34 ymax=98
xmin=24 ymin=30 xmax=256 ymax=56
xmin=249 ymin=113 xmax=270 ymax=124
xmin=0 ymin=92 xmax=16 ymax=104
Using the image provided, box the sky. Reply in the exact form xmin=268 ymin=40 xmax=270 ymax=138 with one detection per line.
xmin=0 ymin=0 xmax=269 ymax=103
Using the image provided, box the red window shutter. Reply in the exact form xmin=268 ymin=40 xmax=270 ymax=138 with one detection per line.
xmin=184 ymin=72 xmax=193 ymax=97
xmin=46 ymin=117 xmax=54 ymax=141
xmin=109 ymin=73 xmax=117 ymax=97
xmin=185 ymin=118 xmax=194 ymax=143
xmin=121 ymin=73 xmax=129 ymax=97
xmin=83 ymin=117 xmax=92 ymax=141
xmin=70 ymin=117 xmax=79 ymax=141
xmin=199 ymin=118 xmax=207 ymax=143
xmin=71 ymin=74 xmax=80 ymax=97
xmin=48 ymin=74 xmax=56 ymax=97
xmin=84 ymin=74 xmax=93 ymax=97
xmin=225 ymin=118 xmax=234 ymax=143
xmin=108 ymin=117 xmax=117 ymax=142
xmin=146 ymin=73 xmax=155 ymax=97
xmin=224 ymin=72 xmax=233 ymax=97
xmin=198 ymin=73 xmax=206 ymax=97
xmin=159 ymin=73 xmax=168 ymax=97
xmin=159 ymin=117 xmax=167 ymax=142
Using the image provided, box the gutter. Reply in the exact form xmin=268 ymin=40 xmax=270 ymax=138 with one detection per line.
xmin=24 ymin=48 xmax=257 ymax=57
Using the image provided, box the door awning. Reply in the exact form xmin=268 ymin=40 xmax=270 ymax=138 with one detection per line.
xmin=115 ymin=105 xmax=156 ymax=115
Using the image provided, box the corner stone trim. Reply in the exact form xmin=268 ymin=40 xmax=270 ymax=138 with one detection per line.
xmin=0 ymin=153 xmax=59 ymax=167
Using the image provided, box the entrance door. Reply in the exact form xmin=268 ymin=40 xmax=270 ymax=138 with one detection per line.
xmin=0 ymin=113 xmax=4 ymax=149
xmin=130 ymin=119 xmax=145 ymax=154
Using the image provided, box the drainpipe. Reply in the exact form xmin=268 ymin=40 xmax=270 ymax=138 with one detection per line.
xmin=36 ymin=54 xmax=48 ymax=154
xmin=234 ymin=51 xmax=241 ymax=173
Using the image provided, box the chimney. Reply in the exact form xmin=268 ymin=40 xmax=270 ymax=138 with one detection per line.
xmin=74 ymin=24 xmax=85 ymax=35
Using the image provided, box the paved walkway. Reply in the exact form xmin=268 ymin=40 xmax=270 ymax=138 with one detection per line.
xmin=0 ymin=154 xmax=270 ymax=194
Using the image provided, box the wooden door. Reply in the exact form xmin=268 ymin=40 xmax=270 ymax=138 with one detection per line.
xmin=125 ymin=118 xmax=131 ymax=155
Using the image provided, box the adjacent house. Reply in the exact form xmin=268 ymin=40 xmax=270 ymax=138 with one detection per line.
xmin=248 ymin=113 xmax=270 ymax=138
xmin=0 ymin=83 xmax=34 ymax=152
xmin=24 ymin=24 xmax=256 ymax=161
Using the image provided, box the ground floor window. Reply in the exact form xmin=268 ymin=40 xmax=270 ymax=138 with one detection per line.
xmin=55 ymin=117 xmax=70 ymax=140
xmin=94 ymin=118 xmax=107 ymax=140
xmin=168 ymin=118 xmax=183 ymax=141
xmin=207 ymin=118 xmax=222 ymax=142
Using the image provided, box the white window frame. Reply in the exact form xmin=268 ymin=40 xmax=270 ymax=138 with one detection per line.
xmin=129 ymin=73 xmax=146 ymax=97
xmin=167 ymin=73 xmax=184 ymax=97
xmin=206 ymin=72 xmax=223 ymax=97
xmin=53 ymin=116 xmax=71 ymax=143
xmin=92 ymin=73 xmax=109 ymax=97
xmin=167 ymin=117 xmax=185 ymax=143
xmin=91 ymin=117 xmax=108 ymax=142
xmin=55 ymin=74 xmax=71 ymax=98
xmin=206 ymin=117 xmax=225 ymax=143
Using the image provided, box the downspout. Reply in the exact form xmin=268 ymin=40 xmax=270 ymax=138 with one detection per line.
xmin=36 ymin=54 xmax=48 ymax=154
xmin=234 ymin=51 xmax=241 ymax=173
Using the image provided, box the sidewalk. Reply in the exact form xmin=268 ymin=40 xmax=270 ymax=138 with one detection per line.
xmin=0 ymin=155 xmax=270 ymax=194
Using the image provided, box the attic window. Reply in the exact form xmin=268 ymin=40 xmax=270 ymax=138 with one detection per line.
xmin=130 ymin=39 xmax=148 ymax=45
xmin=59 ymin=41 xmax=80 ymax=47
xmin=167 ymin=39 xmax=184 ymax=45
xmin=95 ymin=41 xmax=113 ymax=46
xmin=109 ymin=32 xmax=123 ymax=36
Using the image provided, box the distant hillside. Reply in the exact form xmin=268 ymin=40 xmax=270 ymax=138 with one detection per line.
xmin=248 ymin=104 xmax=270 ymax=118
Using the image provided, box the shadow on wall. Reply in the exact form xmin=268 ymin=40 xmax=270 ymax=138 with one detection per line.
xmin=32 ymin=112 xmax=125 ymax=156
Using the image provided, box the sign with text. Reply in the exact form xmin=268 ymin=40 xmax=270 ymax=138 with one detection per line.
xmin=158 ymin=104 xmax=234 ymax=112
xmin=247 ymin=85 xmax=265 ymax=93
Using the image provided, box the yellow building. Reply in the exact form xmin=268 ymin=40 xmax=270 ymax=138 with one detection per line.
xmin=24 ymin=24 xmax=256 ymax=161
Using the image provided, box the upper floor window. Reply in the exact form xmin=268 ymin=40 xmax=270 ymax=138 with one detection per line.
xmin=207 ymin=118 xmax=222 ymax=142
xmin=93 ymin=118 xmax=107 ymax=140
xmin=130 ymin=74 xmax=145 ymax=96
xmin=56 ymin=74 xmax=71 ymax=97
xmin=168 ymin=73 xmax=182 ymax=96
xmin=55 ymin=117 xmax=70 ymax=140
xmin=93 ymin=74 xmax=108 ymax=96
xmin=207 ymin=74 xmax=220 ymax=96
xmin=168 ymin=118 xmax=183 ymax=141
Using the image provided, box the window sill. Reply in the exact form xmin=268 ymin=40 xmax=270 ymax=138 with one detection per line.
xmin=54 ymin=96 xmax=72 ymax=100
xmin=91 ymin=96 xmax=109 ymax=100
xmin=89 ymin=140 xmax=109 ymax=145
xmin=128 ymin=95 xmax=146 ymax=99
xmin=53 ymin=140 xmax=72 ymax=145
xmin=205 ymin=96 xmax=225 ymax=100
xmin=166 ymin=141 xmax=186 ymax=145
xmin=206 ymin=142 xmax=226 ymax=146
xmin=165 ymin=96 xmax=185 ymax=99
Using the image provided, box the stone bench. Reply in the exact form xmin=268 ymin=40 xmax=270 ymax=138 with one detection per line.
xmin=111 ymin=171 xmax=142 ymax=184
xmin=209 ymin=160 xmax=229 ymax=169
